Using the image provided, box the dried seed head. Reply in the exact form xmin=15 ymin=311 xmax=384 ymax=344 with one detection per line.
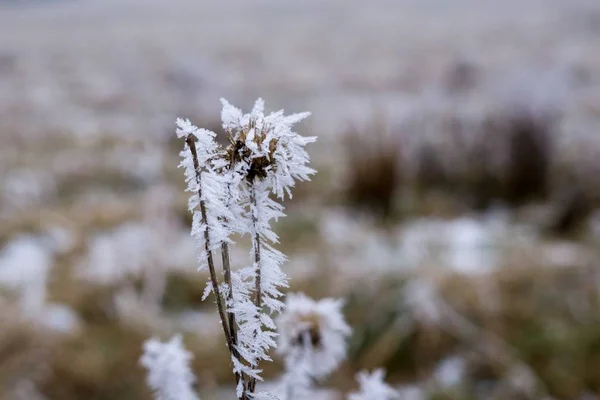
xmin=225 ymin=123 xmax=279 ymax=181
xmin=277 ymin=293 xmax=351 ymax=380
xmin=291 ymin=312 xmax=323 ymax=348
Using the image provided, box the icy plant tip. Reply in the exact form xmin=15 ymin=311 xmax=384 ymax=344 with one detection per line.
xmin=140 ymin=335 xmax=199 ymax=400
xmin=277 ymin=293 xmax=351 ymax=397
xmin=348 ymin=369 xmax=399 ymax=400
xmin=176 ymin=99 xmax=316 ymax=398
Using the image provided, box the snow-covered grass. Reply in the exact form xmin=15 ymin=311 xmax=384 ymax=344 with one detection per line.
xmin=1 ymin=0 xmax=600 ymax=399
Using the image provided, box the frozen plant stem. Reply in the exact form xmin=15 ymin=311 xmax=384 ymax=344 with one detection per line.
xmin=177 ymin=99 xmax=315 ymax=399
xmin=251 ymin=184 xmax=263 ymax=311
xmin=221 ymin=241 xmax=247 ymax=396
xmin=221 ymin=158 xmax=246 ymax=394
xmin=184 ymin=135 xmax=247 ymax=395
xmin=248 ymin=183 xmax=262 ymax=394
xmin=221 ymin=165 xmax=240 ymax=354
xmin=221 ymin=242 xmax=237 ymax=345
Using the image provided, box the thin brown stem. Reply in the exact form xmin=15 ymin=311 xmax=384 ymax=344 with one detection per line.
xmin=247 ymin=183 xmax=263 ymax=393
xmin=220 ymin=165 xmax=240 ymax=347
xmin=221 ymin=241 xmax=238 ymax=348
xmin=221 ymin=241 xmax=249 ymax=397
xmin=185 ymin=135 xmax=247 ymax=397
xmin=251 ymin=190 xmax=263 ymax=311
xmin=220 ymin=160 xmax=249 ymax=395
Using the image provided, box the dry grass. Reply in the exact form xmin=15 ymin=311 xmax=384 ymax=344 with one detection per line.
xmin=1 ymin=2 xmax=599 ymax=397
xmin=337 ymin=98 xmax=600 ymax=240
xmin=340 ymin=263 xmax=600 ymax=399
xmin=342 ymin=125 xmax=402 ymax=220
xmin=0 ymin=307 xmax=51 ymax=396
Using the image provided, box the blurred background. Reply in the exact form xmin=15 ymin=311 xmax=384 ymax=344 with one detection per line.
xmin=1 ymin=0 xmax=600 ymax=399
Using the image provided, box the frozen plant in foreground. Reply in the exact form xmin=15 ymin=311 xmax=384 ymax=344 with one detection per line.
xmin=348 ymin=369 xmax=399 ymax=400
xmin=277 ymin=293 xmax=351 ymax=398
xmin=175 ymin=98 xmax=316 ymax=398
xmin=140 ymin=335 xmax=199 ymax=400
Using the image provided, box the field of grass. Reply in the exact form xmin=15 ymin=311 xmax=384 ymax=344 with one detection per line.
xmin=1 ymin=0 xmax=600 ymax=399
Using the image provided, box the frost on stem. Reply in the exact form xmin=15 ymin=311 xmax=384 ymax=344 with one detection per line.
xmin=277 ymin=293 xmax=351 ymax=398
xmin=140 ymin=335 xmax=199 ymax=400
xmin=177 ymin=99 xmax=316 ymax=398
xmin=348 ymin=369 xmax=399 ymax=400
xmin=221 ymin=98 xmax=316 ymax=394
xmin=177 ymin=118 xmax=233 ymax=268
xmin=178 ymin=116 xmax=244 ymax=393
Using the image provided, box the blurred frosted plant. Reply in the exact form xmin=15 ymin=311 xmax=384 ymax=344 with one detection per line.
xmin=403 ymin=277 xmax=442 ymax=325
xmin=140 ymin=335 xmax=199 ymax=400
xmin=1 ymin=170 xmax=56 ymax=212
xmin=10 ymin=379 xmax=47 ymax=400
xmin=81 ymin=221 xmax=194 ymax=309
xmin=348 ymin=369 xmax=399 ymax=400
xmin=395 ymin=385 xmax=425 ymax=400
xmin=433 ymin=355 xmax=466 ymax=389
xmin=277 ymin=293 xmax=351 ymax=399
xmin=176 ymin=98 xmax=315 ymax=398
xmin=0 ymin=235 xmax=52 ymax=315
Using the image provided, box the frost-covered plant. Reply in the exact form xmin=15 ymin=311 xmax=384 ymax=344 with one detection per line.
xmin=0 ymin=235 xmax=52 ymax=315
xmin=277 ymin=293 xmax=351 ymax=399
xmin=140 ymin=335 xmax=199 ymax=400
xmin=176 ymin=98 xmax=316 ymax=399
xmin=348 ymin=369 xmax=399 ymax=400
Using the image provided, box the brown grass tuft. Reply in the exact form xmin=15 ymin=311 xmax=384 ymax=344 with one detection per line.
xmin=343 ymin=126 xmax=401 ymax=220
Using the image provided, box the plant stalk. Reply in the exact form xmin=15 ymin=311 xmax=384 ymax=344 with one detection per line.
xmin=186 ymin=135 xmax=247 ymax=397
xmin=247 ymin=183 xmax=263 ymax=393
xmin=221 ymin=242 xmax=238 ymax=348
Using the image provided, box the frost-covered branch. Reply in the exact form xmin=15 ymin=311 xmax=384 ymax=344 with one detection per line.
xmin=177 ymin=120 xmax=246 ymax=394
xmin=218 ymin=99 xmax=315 ymax=395
xmin=176 ymin=98 xmax=316 ymax=398
xmin=185 ymin=134 xmax=231 ymax=342
xmin=221 ymin=242 xmax=237 ymax=354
